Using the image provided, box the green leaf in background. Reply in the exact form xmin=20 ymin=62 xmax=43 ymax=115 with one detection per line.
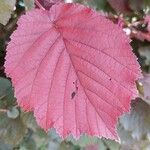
xmin=19 ymin=132 xmax=36 ymax=150
xmin=87 ymin=0 xmax=107 ymax=10
xmin=0 ymin=113 xmax=26 ymax=145
xmin=129 ymin=0 xmax=144 ymax=12
xmin=67 ymin=135 xmax=120 ymax=150
xmin=75 ymin=0 xmax=112 ymax=12
xmin=59 ymin=141 xmax=80 ymax=150
xmin=144 ymin=0 xmax=150 ymax=11
xmin=21 ymin=112 xmax=38 ymax=132
xmin=23 ymin=0 xmax=35 ymax=10
xmin=117 ymin=99 xmax=150 ymax=149
xmin=0 ymin=77 xmax=16 ymax=108
xmin=47 ymin=129 xmax=62 ymax=150
xmin=20 ymin=112 xmax=48 ymax=149
xmin=138 ymin=46 xmax=150 ymax=70
xmin=0 ymin=141 xmax=12 ymax=150
xmin=20 ymin=140 xmax=36 ymax=150
xmin=0 ymin=0 xmax=16 ymax=25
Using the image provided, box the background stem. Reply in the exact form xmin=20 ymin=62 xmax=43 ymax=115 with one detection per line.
xmin=35 ymin=0 xmax=45 ymax=10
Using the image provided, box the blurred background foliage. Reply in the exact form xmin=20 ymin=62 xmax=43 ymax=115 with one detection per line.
xmin=0 ymin=0 xmax=150 ymax=149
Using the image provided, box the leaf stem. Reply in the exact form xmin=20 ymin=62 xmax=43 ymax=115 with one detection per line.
xmin=35 ymin=0 xmax=45 ymax=10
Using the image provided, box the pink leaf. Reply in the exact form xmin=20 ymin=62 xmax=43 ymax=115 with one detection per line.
xmin=5 ymin=3 xmax=142 ymax=140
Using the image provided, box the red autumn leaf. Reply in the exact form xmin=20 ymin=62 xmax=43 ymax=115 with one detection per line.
xmin=107 ymin=0 xmax=131 ymax=13
xmin=5 ymin=3 xmax=141 ymax=140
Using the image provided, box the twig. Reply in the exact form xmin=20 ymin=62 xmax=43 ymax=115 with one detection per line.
xmin=35 ymin=0 xmax=45 ymax=10
xmin=0 ymin=109 xmax=7 ymax=113
xmin=0 ymin=95 xmax=6 ymax=100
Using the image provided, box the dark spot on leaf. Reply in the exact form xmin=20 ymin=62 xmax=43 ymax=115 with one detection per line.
xmin=71 ymin=92 xmax=76 ymax=99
